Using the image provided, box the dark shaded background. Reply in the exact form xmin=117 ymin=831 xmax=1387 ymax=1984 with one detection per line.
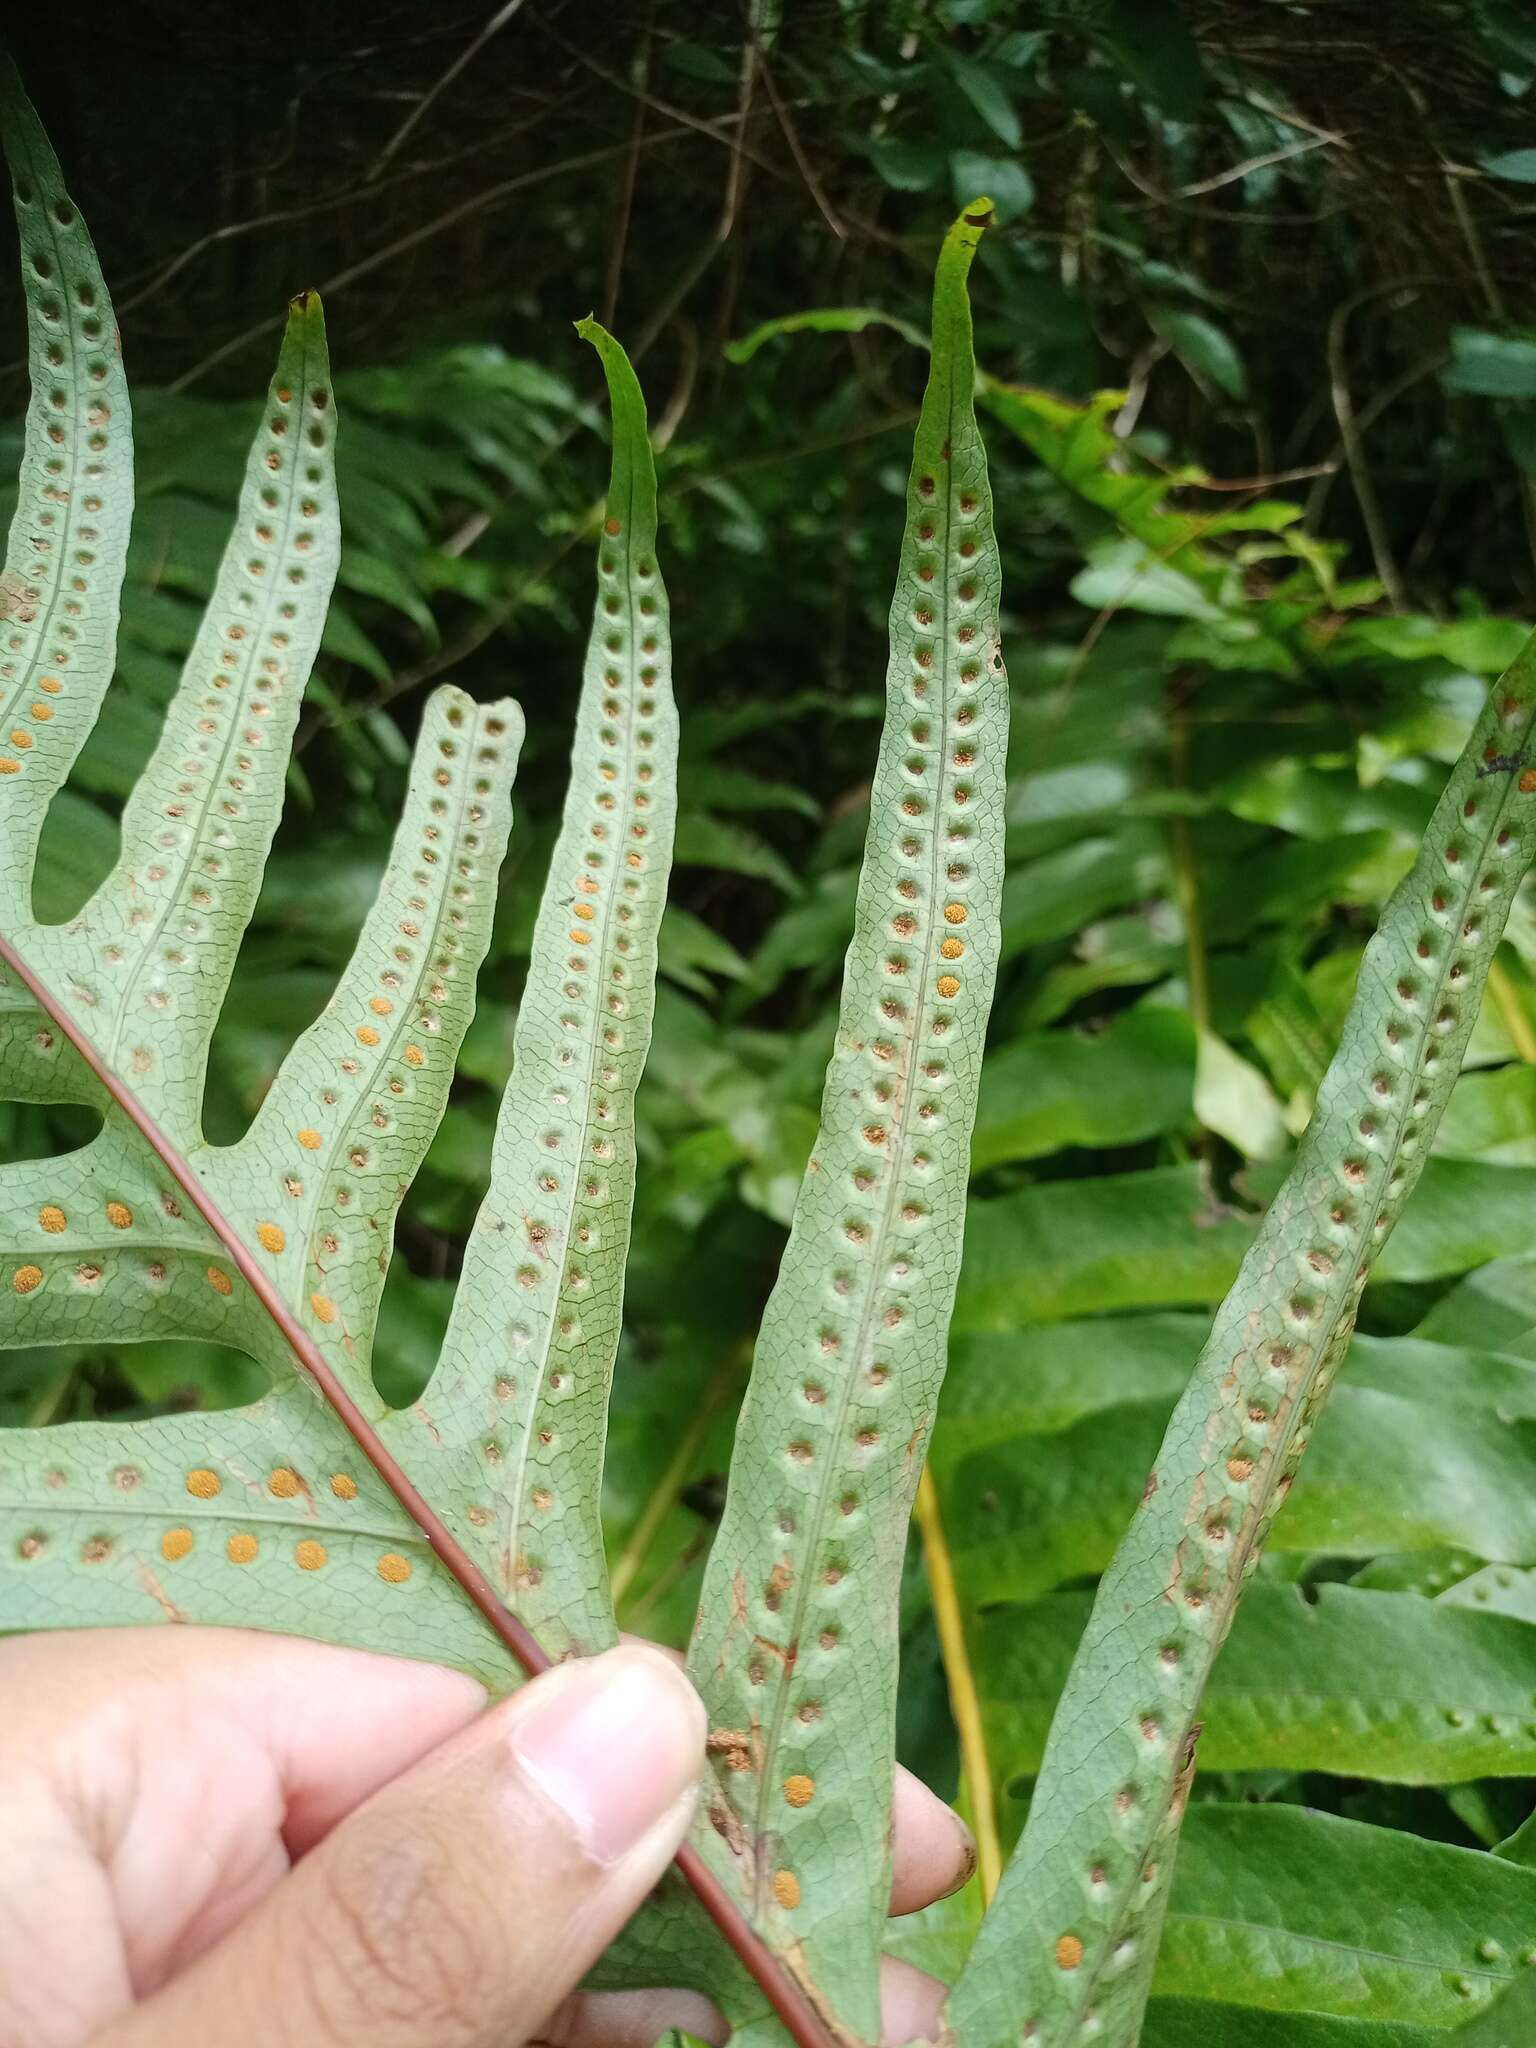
xmin=8 ymin=0 xmax=1536 ymax=603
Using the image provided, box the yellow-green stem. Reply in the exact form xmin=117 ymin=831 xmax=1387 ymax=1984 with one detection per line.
xmin=1489 ymin=955 xmax=1536 ymax=1064
xmin=1167 ymin=692 xmax=1212 ymax=1036
xmin=611 ymin=1344 xmax=747 ymax=1613
xmin=915 ymin=1465 xmax=1001 ymax=1903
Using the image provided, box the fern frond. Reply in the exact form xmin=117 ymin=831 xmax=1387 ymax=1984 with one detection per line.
xmin=947 ymin=634 xmax=1536 ymax=2045
xmin=403 ymin=320 xmax=677 ymax=1655
xmin=0 ymin=60 xmax=133 ymax=934
xmin=684 ymin=200 xmax=1006 ymax=2039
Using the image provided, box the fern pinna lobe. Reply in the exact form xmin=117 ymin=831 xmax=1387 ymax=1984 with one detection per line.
xmin=0 ymin=78 xmax=838 ymax=2048
xmin=403 ymin=317 xmax=679 ymax=1657
xmin=684 ymin=200 xmax=1006 ymax=2041
xmin=946 ymin=637 xmax=1536 ymax=2046
xmin=0 ymin=924 xmax=551 ymax=1679
xmin=0 ymin=58 xmax=133 ymax=934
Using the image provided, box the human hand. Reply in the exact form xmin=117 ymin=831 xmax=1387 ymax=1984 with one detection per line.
xmin=0 ymin=1628 xmax=972 ymax=2048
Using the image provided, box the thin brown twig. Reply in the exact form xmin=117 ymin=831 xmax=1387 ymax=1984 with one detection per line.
xmin=1303 ymin=346 xmax=1447 ymax=528
xmin=601 ymin=0 xmax=655 ymax=329
xmin=718 ymin=29 xmax=758 ymax=245
xmin=0 ymin=107 xmax=573 ymax=383
xmin=672 ymin=408 xmax=918 ymax=492
xmin=316 ymin=213 xmax=742 ymax=738
xmin=756 ymin=47 xmax=845 ymax=239
xmin=167 ymin=127 xmax=700 ymax=393
xmin=1172 ymin=132 xmax=1336 ymax=198
xmin=367 ymin=0 xmax=530 ymax=182
xmin=1164 ymin=461 xmax=1337 ymax=491
xmin=538 ymin=12 xmax=899 ymax=250
xmin=1324 ymin=285 xmax=1420 ymax=612
xmin=651 ymin=319 xmax=700 ymax=453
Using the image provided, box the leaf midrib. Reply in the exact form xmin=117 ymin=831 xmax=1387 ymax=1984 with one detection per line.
xmin=0 ymin=1494 xmax=413 ymax=1542
xmin=499 ymin=450 xmax=646 ymax=1599
xmin=747 ymin=364 xmax=967 ymax=1912
xmin=1167 ymin=1907 xmax=1513 ymax=1987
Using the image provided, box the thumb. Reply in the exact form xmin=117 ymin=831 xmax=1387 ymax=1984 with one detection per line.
xmin=100 ymin=1644 xmax=706 ymax=2048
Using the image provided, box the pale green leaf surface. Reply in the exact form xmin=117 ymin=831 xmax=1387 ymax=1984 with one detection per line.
xmin=0 ymin=80 xmax=538 ymax=1683
xmin=724 ymin=305 xmax=929 ymax=367
xmin=6 ymin=295 xmax=340 ymax=1131
xmin=0 ymin=1398 xmax=503 ymax=1678
xmin=970 ymin=1005 xmax=1195 ymax=1170
xmin=976 ymin=1584 xmax=1536 ymax=1787
xmin=1194 ymin=1027 xmax=1290 ymax=1159
xmin=957 ymin=1155 xmax=1536 ymax=1332
xmin=1413 ymin=1252 xmax=1536 ymax=1354
xmin=401 ymin=320 xmax=677 ymax=1655
xmin=1439 ymin=1563 xmax=1536 ymax=1624
xmin=1156 ymin=1806 xmax=1536 ymax=2030
xmin=949 ymin=634 xmax=1536 ymax=2046
xmin=686 ymin=202 xmax=1006 ymax=2041
xmin=0 ymin=60 xmax=133 ymax=929
xmin=1 ymin=93 xmax=751 ymax=2030
xmin=0 ymin=686 xmax=522 ymax=1684
xmin=216 ymin=685 xmax=523 ymax=1406
xmin=937 ymin=1322 xmax=1536 ymax=1599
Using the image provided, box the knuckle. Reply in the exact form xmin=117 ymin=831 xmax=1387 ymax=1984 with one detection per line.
xmin=295 ymin=1815 xmax=497 ymax=2042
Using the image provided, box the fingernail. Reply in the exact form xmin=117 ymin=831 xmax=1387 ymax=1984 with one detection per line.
xmin=511 ymin=1645 xmax=705 ymax=1865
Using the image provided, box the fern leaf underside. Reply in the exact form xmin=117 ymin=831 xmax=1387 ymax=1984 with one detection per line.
xmin=392 ymin=318 xmax=678 ymax=1657
xmin=948 ymin=641 xmax=1536 ymax=2045
xmin=678 ymin=200 xmax=1006 ymax=2042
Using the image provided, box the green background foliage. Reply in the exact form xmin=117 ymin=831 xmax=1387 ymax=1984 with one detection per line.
xmin=8 ymin=3 xmax=1536 ymax=2039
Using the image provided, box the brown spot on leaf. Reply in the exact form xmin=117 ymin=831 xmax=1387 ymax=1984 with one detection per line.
xmin=708 ymin=1728 xmax=756 ymax=1773
xmin=710 ymin=1799 xmax=750 ymax=1858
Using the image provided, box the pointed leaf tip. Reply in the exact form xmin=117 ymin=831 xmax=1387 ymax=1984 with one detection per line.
xmin=286 ymin=288 xmax=325 ymax=333
xmin=575 ymin=313 xmax=622 ymax=358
